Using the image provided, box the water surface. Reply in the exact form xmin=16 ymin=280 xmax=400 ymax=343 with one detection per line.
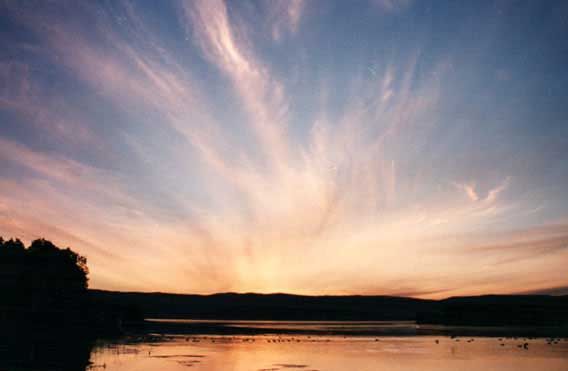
xmin=89 ymin=334 xmax=568 ymax=371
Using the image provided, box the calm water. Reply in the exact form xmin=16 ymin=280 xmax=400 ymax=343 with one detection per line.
xmin=88 ymin=333 xmax=568 ymax=371
xmin=146 ymin=319 xmax=420 ymax=335
xmin=2 ymin=322 xmax=568 ymax=370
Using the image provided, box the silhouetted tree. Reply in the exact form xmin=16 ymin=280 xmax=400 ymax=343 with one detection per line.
xmin=1 ymin=236 xmax=142 ymax=334
xmin=27 ymin=238 xmax=89 ymax=292
xmin=0 ymin=238 xmax=98 ymax=370
xmin=0 ymin=237 xmax=89 ymax=324
xmin=0 ymin=237 xmax=25 ymax=256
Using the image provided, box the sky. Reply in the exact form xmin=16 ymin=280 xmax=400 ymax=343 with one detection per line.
xmin=1 ymin=0 xmax=568 ymax=298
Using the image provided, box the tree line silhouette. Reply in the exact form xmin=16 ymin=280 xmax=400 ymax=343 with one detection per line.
xmin=0 ymin=237 xmax=95 ymax=370
xmin=0 ymin=236 xmax=141 ymax=332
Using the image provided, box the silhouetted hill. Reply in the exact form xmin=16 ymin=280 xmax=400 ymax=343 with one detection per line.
xmin=89 ymin=290 xmax=568 ymax=326
xmin=429 ymin=295 xmax=568 ymax=326
xmin=89 ymin=290 xmax=435 ymax=321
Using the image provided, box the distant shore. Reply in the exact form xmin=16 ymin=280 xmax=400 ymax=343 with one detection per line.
xmin=85 ymin=290 xmax=568 ymax=338
xmin=141 ymin=319 xmax=568 ymax=338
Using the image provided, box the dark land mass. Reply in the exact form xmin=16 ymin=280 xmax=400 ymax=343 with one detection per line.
xmin=90 ymin=290 xmax=568 ymax=336
xmin=0 ymin=238 xmax=143 ymax=336
xmin=0 ymin=237 xmax=141 ymax=370
xmin=90 ymin=290 xmax=433 ymax=321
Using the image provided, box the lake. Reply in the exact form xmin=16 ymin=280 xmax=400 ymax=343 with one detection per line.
xmin=86 ymin=320 xmax=568 ymax=371
xmin=89 ymin=333 xmax=568 ymax=371
xmin=2 ymin=321 xmax=567 ymax=370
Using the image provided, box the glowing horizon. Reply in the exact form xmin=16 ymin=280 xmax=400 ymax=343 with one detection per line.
xmin=1 ymin=0 xmax=568 ymax=299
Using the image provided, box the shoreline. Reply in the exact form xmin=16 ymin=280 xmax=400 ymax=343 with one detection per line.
xmin=141 ymin=319 xmax=568 ymax=338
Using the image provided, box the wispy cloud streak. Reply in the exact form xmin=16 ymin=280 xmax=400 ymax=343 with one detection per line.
xmin=1 ymin=0 xmax=567 ymax=297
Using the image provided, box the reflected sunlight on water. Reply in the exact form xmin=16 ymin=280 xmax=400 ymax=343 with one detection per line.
xmin=88 ymin=335 xmax=568 ymax=371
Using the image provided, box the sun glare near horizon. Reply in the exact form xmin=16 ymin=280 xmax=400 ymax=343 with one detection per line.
xmin=1 ymin=0 xmax=568 ymax=298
